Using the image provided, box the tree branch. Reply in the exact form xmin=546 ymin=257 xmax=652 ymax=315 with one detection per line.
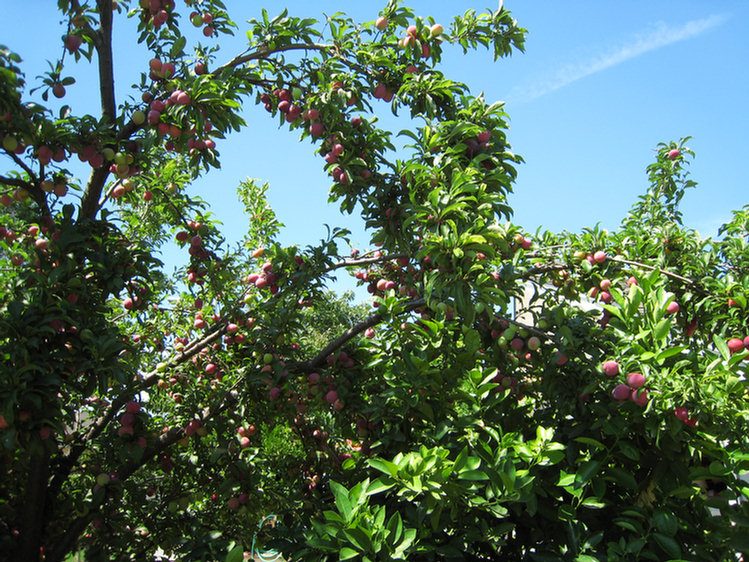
xmin=610 ymin=255 xmax=698 ymax=287
xmin=325 ymin=252 xmax=408 ymax=273
xmin=220 ymin=42 xmax=333 ymax=72
xmin=46 ymin=382 xmax=241 ymax=562
xmin=299 ymin=298 xmax=425 ymax=371
xmin=78 ymin=0 xmax=115 ymax=222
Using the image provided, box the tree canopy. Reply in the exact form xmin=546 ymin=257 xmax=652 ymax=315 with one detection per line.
xmin=0 ymin=1 xmax=748 ymax=561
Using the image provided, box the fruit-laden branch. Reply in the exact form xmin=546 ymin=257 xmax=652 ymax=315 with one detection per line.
xmin=47 ymin=322 xmax=228 ymax=500
xmin=326 ymin=252 xmax=408 ymax=273
xmin=46 ymin=388 xmax=240 ymax=562
xmin=1 ymin=154 xmax=51 ymax=215
xmin=610 ymin=255 xmax=698 ymax=288
xmin=298 ymin=298 xmax=426 ymax=371
xmin=0 ymin=174 xmax=34 ymax=191
xmin=78 ymin=0 xmax=115 ymax=222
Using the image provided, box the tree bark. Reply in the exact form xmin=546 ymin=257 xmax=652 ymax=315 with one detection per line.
xmin=79 ymin=0 xmax=115 ymax=222
xmin=15 ymin=451 xmax=51 ymax=562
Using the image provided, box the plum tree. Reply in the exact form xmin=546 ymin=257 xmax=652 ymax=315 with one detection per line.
xmin=0 ymin=1 xmax=748 ymax=562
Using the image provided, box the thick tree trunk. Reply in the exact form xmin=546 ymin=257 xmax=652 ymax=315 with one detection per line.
xmin=15 ymin=451 xmax=51 ymax=562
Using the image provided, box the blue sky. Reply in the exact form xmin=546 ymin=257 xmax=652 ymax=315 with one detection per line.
xmin=2 ymin=1 xmax=747 ymax=295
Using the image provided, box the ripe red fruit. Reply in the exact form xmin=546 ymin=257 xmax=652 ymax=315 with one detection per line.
xmin=64 ymin=34 xmax=82 ymax=53
xmin=667 ymin=149 xmax=681 ymax=160
xmin=602 ymin=360 xmax=619 ymax=377
xmin=611 ymin=384 xmax=631 ymax=402
xmin=626 ymin=372 xmax=645 ymax=389
xmin=365 ymin=328 xmax=375 ymax=339
xmin=324 ymin=390 xmax=338 ymax=404
xmin=631 ymin=388 xmax=649 ymax=407
xmin=593 ymin=250 xmax=607 ymax=263
xmin=125 ymin=401 xmax=141 ymax=414
xmin=510 ymin=337 xmax=524 ymax=351
xmin=666 ymin=301 xmax=679 ymax=315
xmin=52 ymin=83 xmax=66 ymax=98
xmin=375 ymin=16 xmax=387 ymax=31
xmin=123 ymin=297 xmax=134 ymax=310
xmin=727 ymin=338 xmax=745 ymax=354
xmin=674 ymin=406 xmax=689 ymax=422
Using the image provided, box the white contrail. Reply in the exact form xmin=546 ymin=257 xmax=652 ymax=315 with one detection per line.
xmin=509 ymin=14 xmax=728 ymax=102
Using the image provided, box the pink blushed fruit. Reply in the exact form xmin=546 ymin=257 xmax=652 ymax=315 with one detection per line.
xmin=674 ymin=407 xmax=689 ymax=422
xmin=667 ymin=149 xmax=681 ymax=160
xmin=626 ymin=372 xmax=646 ymax=390
xmin=593 ymin=251 xmax=607 ymax=263
xmin=602 ymin=360 xmax=619 ymax=377
xmin=611 ymin=384 xmax=631 ymax=402
xmin=727 ymin=338 xmax=745 ymax=354
xmin=631 ymin=388 xmax=649 ymax=407
xmin=666 ymin=301 xmax=679 ymax=315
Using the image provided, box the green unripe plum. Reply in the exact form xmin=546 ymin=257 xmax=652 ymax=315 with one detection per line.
xmin=156 ymin=362 xmax=168 ymax=372
xmin=263 ymin=353 xmax=273 ymax=364
xmin=502 ymin=327 xmax=516 ymax=340
xmin=2 ymin=135 xmax=18 ymax=152
xmin=132 ymin=110 xmax=146 ymax=125
xmin=292 ymin=87 xmax=303 ymax=100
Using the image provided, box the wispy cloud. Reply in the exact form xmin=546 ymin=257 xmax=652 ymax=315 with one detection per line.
xmin=508 ymin=14 xmax=728 ymax=103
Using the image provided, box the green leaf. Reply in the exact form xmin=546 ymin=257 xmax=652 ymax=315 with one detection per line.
xmin=713 ymin=334 xmax=730 ymax=361
xmin=653 ymin=318 xmax=671 ymax=341
xmin=574 ymin=437 xmax=605 ymax=450
xmin=368 ymin=458 xmax=399 ymax=478
xmin=617 ymin=441 xmax=640 ymax=461
xmin=226 ymin=544 xmax=244 ymax=562
xmin=340 ymin=547 xmax=359 ymax=560
xmin=366 ymin=478 xmax=394 ymax=496
xmin=459 ymin=469 xmax=489 ymax=480
xmin=652 ymin=533 xmax=681 ymax=559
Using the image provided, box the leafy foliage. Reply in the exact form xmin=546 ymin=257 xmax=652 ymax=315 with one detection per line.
xmin=0 ymin=2 xmax=747 ymax=562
